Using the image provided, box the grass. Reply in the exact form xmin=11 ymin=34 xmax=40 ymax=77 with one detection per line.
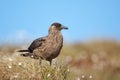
xmin=0 ymin=54 xmax=70 ymax=80
xmin=0 ymin=40 xmax=120 ymax=80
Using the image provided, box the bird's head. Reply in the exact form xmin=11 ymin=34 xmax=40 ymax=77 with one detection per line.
xmin=49 ymin=22 xmax=68 ymax=33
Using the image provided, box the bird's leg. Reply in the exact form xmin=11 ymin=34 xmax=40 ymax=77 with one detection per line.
xmin=49 ymin=59 xmax=52 ymax=66
xmin=39 ymin=58 xmax=42 ymax=65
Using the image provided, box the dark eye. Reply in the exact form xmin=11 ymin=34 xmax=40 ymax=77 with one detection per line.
xmin=56 ymin=24 xmax=61 ymax=28
xmin=56 ymin=25 xmax=61 ymax=28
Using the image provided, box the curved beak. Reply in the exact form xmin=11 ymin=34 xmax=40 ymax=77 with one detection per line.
xmin=61 ymin=26 xmax=68 ymax=30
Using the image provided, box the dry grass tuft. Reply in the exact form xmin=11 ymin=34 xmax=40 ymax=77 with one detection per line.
xmin=0 ymin=52 xmax=70 ymax=80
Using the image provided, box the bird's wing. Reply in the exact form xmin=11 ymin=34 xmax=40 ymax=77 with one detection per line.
xmin=28 ymin=37 xmax=46 ymax=53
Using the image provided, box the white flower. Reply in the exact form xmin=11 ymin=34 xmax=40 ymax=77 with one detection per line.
xmin=14 ymin=73 xmax=19 ymax=78
xmin=89 ymin=75 xmax=93 ymax=79
xmin=81 ymin=75 xmax=85 ymax=78
xmin=31 ymin=55 xmax=34 ymax=58
xmin=14 ymin=75 xmax=18 ymax=78
xmin=47 ymin=73 xmax=51 ymax=77
xmin=76 ymin=77 xmax=80 ymax=80
xmin=67 ymin=68 xmax=70 ymax=72
xmin=31 ymin=74 xmax=35 ymax=77
xmin=8 ymin=65 xmax=12 ymax=69
xmin=9 ymin=58 xmax=13 ymax=62
xmin=18 ymin=62 xmax=22 ymax=66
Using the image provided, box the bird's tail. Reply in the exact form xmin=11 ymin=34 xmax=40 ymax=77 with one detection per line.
xmin=17 ymin=50 xmax=29 ymax=52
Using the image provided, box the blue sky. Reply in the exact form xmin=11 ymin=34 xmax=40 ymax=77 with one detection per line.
xmin=0 ymin=0 xmax=120 ymax=43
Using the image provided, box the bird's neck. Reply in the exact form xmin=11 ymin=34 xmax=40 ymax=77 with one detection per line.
xmin=49 ymin=30 xmax=62 ymax=36
xmin=48 ymin=30 xmax=63 ymax=43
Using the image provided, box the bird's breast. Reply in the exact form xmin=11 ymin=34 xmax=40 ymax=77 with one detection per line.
xmin=42 ymin=32 xmax=63 ymax=58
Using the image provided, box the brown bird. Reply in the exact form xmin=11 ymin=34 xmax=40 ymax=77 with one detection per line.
xmin=17 ymin=22 xmax=68 ymax=65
